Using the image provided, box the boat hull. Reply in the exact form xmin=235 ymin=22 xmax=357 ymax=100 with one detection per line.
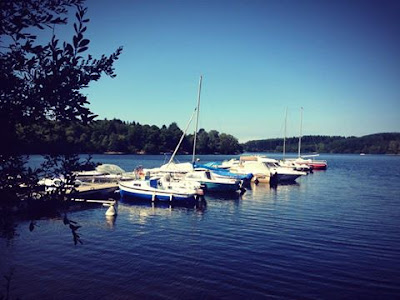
xmin=276 ymin=173 xmax=302 ymax=182
xmin=119 ymin=182 xmax=196 ymax=202
xmin=308 ymin=163 xmax=327 ymax=170
xmin=201 ymin=181 xmax=240 ymax=193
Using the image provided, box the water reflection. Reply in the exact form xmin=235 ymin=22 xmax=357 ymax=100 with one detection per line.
xmin=208 ymin=192 xmax=242 ymax=202
xmin=105 ymin=215 xmax=117 ymax=229
xmin=248 ymin=182 xmax=301 ymax=203
xmin=118 ymin=199 xmax=207 ymax=225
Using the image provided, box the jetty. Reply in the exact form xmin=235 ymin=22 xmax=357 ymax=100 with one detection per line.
xmin=72 ymin=182 xmax=119 ymax=199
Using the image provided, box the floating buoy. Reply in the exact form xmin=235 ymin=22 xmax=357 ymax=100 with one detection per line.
xmin=105 ymin=201 xmax=118 ymax=216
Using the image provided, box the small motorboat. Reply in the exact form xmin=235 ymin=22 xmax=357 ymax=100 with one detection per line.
xmin=183 ymin=169 xmax=243 ymax=193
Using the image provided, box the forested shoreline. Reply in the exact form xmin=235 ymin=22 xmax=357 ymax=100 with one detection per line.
xmin=243 ymin=133 xmax=400 ymax=155
xmin=16 ymin=119 xmax=400 ymax=155
xmin=16 ymin=118 xmax=243 ymax=155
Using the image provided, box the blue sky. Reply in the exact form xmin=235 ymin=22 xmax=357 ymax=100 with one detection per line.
xmin=47 ymin=0 xmax=400 ymax=142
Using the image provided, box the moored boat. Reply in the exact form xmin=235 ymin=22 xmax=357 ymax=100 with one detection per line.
xmin=119 ymin=177 xmax=203 ymax=203
xmin=194 ymin=162 xmax=253 ymax=183
xmin=183 ymin=169 xmax=243 ymax=193
xmin=257 ymin=157 xmax=307 ymax=182
xmin=228 ymin=157 xmax=271 ymax=183
xmin=289 ymin=156 xmax=328 ymax=170
xmin=294 ymin=108 xmax=328 ymax=170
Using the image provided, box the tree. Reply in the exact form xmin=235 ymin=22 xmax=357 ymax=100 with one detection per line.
xmin=196 ymin=129 xmax=210 ymax=154
xmin=208 ymin=130 xmax=220 ymax=154
xmin=219 ymin=133 xmax=241 ymax=154
xmin=0 ymin=0 xmax=122 ymax=204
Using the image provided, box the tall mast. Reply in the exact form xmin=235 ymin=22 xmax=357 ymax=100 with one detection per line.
xmin=167 ymin=108 xmax=197 ymax=165
xmin=298 ymin=107 xmax=303 ymax=158
xmin=192 ymin=75 xmax=202 ymax=163
xmin=283 ymin=107 xmax=287 ymax=159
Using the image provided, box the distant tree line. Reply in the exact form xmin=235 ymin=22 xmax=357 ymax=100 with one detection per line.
xmin=243 ymin=133 xmax=400 ymax=154
xmin=16 ymin=121 xmax=400 ymax=155
xmin=16 ymin=118 xmax=243 ymax=155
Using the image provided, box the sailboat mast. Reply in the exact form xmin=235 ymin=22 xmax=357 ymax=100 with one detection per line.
xmin=283 ymin=107 xmax=287 ymax=159
xmin=167 ymin=108 xmax=197 ymax=165
xmin=192 ymin=75 xmax=202 ymax=163
xmin=298 ymin=107 xmax=303 ymax=158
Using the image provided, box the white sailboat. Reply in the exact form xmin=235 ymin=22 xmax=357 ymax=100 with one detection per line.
xmin=119 ymin=78 xmax=206 ymax=202
xmin=280 ymin=107 xmax=312 ymax=172
xmin=288 ymin=107 xmax=328 ymax=170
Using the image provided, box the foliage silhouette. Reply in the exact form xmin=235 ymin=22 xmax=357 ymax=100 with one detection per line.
xmin=15 ymin=119 xmax=244 ymax=155
xmin=0 ymin=0 xmax=121 ymax=243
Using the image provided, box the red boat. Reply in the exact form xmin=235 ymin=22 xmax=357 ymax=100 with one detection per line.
xmin=291 ymin=108 xmax=328 ymax=171
xmin=290 ymin=157 xmax=328 ymax=170
xmin=307 ymin=160 xmax=328 ymax=170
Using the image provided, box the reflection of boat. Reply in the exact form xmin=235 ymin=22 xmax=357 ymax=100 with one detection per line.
xmin=119 ymin=177 xmax=202 ymax=203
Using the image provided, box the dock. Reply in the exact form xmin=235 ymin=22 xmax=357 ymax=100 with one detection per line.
xmin=71 ymin=182 xmax=119 ymax=199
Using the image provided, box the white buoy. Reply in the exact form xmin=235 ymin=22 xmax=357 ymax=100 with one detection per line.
xmin=105 ymin=201 xmax=118 ymax=216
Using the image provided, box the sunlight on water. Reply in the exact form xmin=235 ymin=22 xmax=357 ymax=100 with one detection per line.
xmin=1 ymin=154 xmax=400 ymax=299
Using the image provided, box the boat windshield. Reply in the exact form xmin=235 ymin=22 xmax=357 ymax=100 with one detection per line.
xmin=263 ymin=162 xmax=279 ymax=168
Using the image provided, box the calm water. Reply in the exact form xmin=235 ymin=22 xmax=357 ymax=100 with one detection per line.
xmin=1 ymin=154 xmax=400 ymax=299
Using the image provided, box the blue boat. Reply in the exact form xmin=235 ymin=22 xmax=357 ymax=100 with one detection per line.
xmin=119 ymin=177 xmax=201 ymax=202
xmin=184 ymin=169 xmax=243 ymax=193
xmin=194 ymin=163 xmax=253 ymax=182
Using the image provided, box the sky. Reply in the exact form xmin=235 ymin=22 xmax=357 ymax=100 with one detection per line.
xmin=41 ymin=0 xmax=400 ymax=142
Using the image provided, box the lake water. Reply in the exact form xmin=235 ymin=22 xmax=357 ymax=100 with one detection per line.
xmin=1 ymin=154 xmax=400 ymax=299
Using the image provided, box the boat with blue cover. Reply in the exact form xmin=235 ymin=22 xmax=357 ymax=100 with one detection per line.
xmin=183 ymin=169 xmax=244 ymax=193
xmin=194 ymin=163 xmax=253 ymax=182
